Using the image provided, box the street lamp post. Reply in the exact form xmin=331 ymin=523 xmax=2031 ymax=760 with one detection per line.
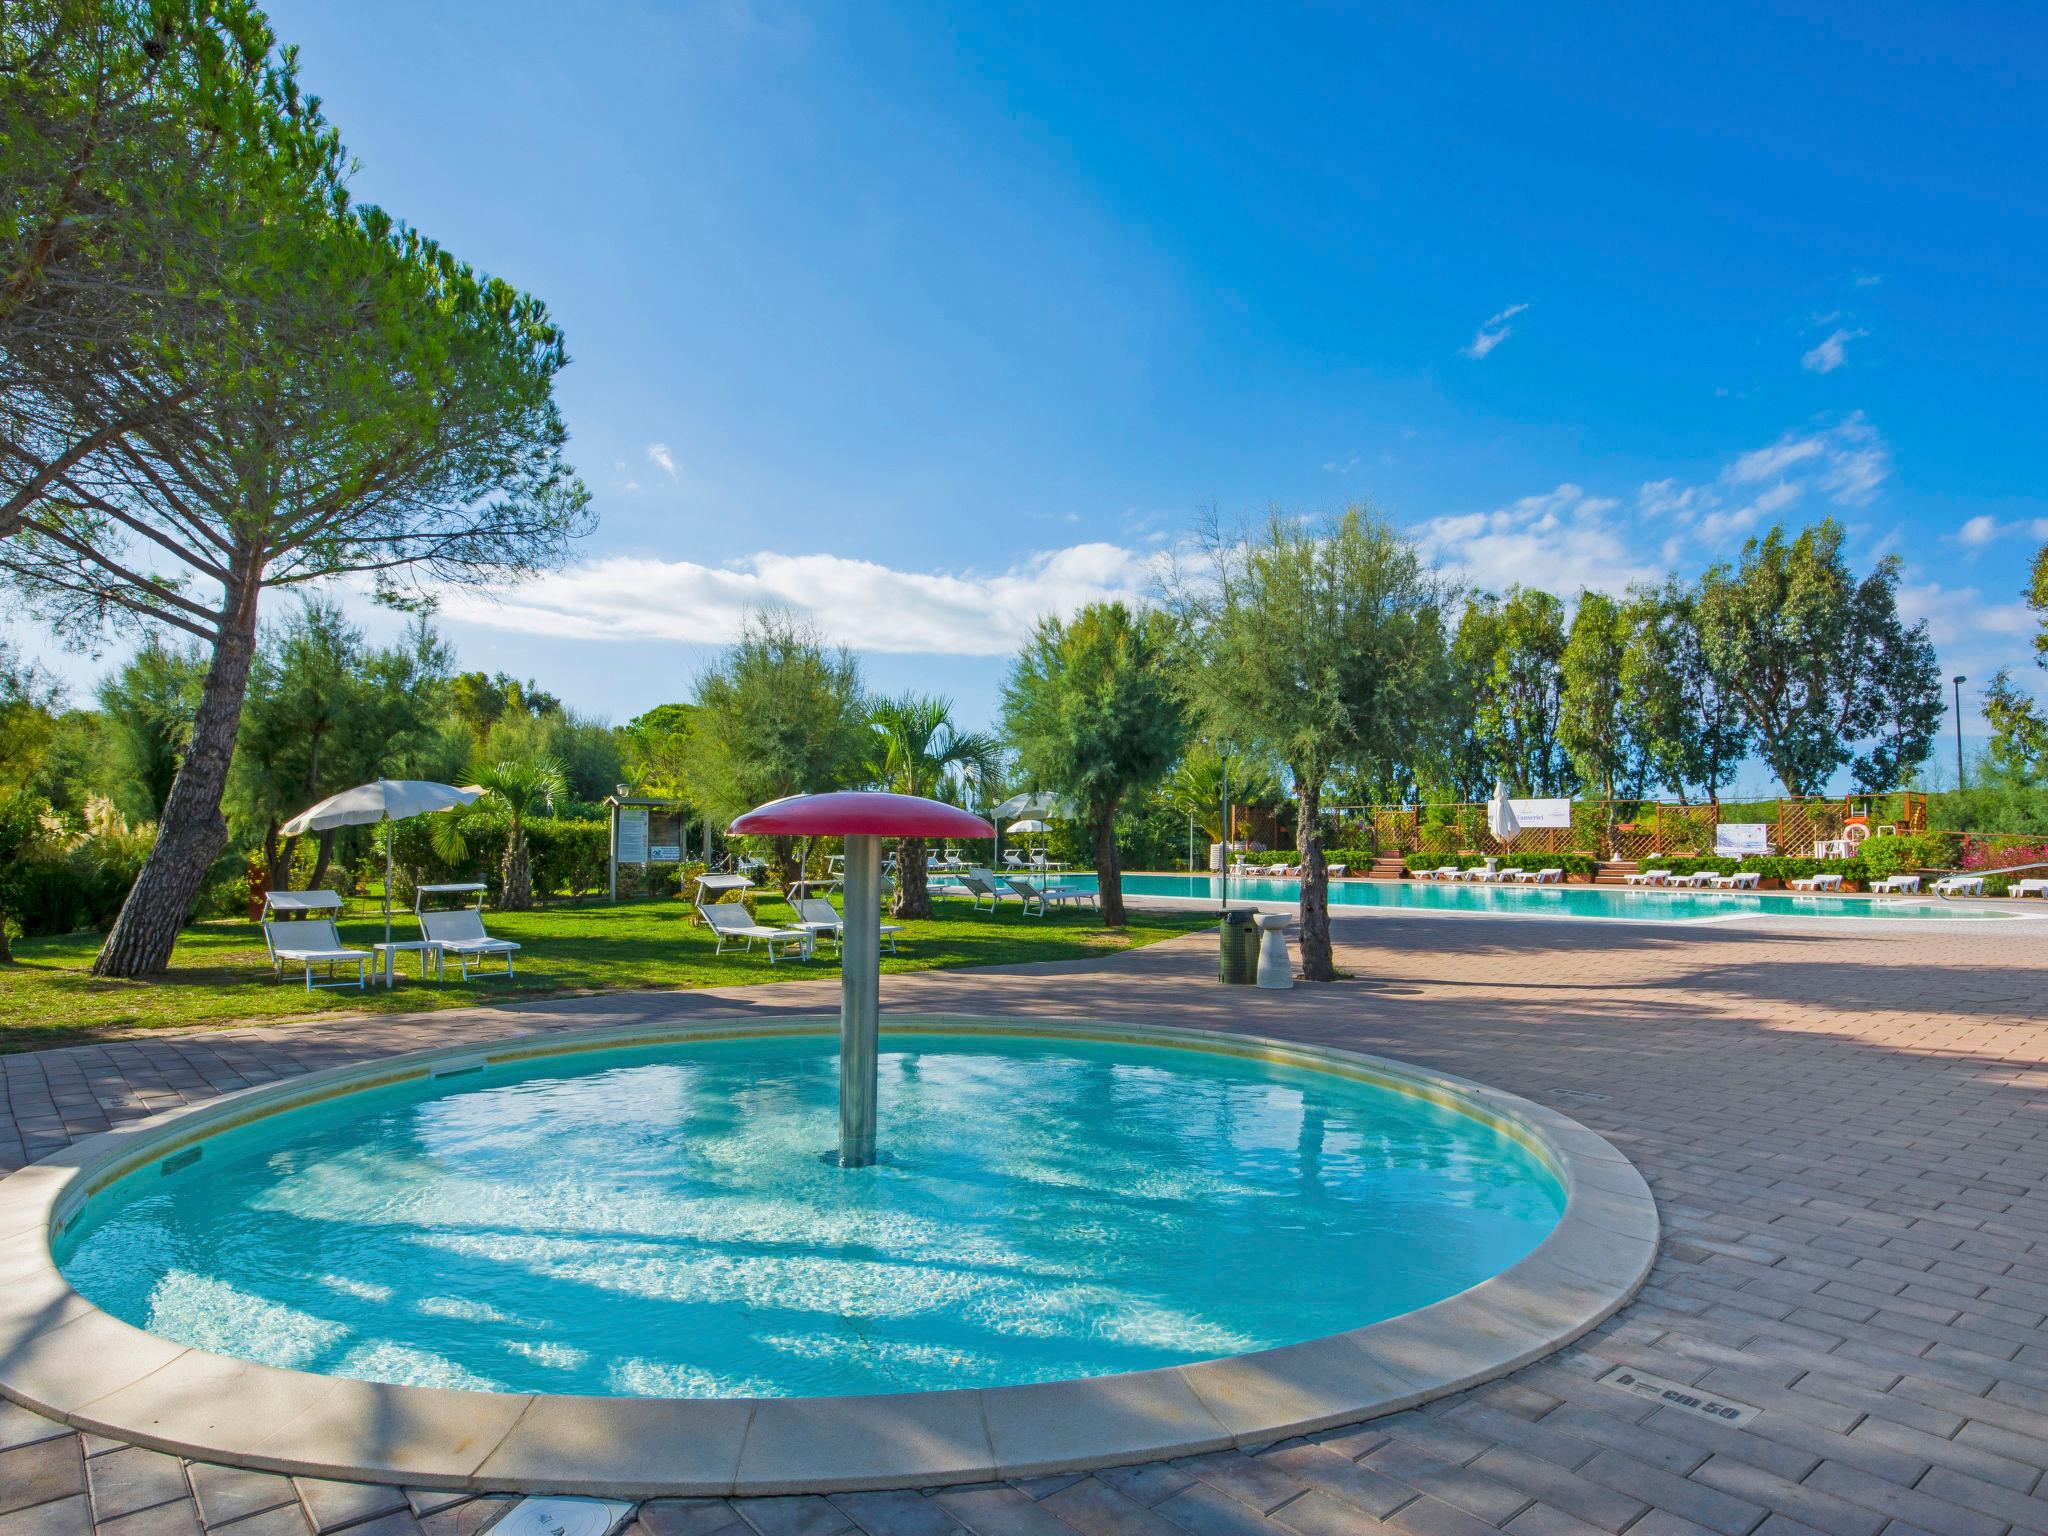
xmin=1953 ymin=675 xmax=1968 ymax=791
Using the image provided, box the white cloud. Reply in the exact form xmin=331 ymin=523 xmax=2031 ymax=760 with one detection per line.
xmin=1420 ymin=415 xmax=1898 ymax=597
xmin=1720 ymin=414 xmax=1889 ymax=509
xmin=1958 ymin=515 xmax=2001 ymax=548
xmin=440 ymin=543 xmax=1160 ymax=656
xmin=1322 ymin=455 xmax=1361 ymax=475
xmin=646 ymin=443 xmax=678 ymax=478
xmin=1414 ymin=483 xmax=1659 ymax=596
xmin=1461 ymin=303 xmax=1529 ymax=360
xmin=1800 ymin=327 xmax=1868 ymax=374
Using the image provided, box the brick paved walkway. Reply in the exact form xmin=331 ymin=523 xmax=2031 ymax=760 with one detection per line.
xmin=5 ymin=908 xmax=2048 ymax=1536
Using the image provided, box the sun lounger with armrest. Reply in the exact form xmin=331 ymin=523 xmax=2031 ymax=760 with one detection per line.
xmin=697 ymin=900 xmax=810 ymax=961
xmin=1003 ymin=876 xmax=1099 ymax=917
xmin=417 ymin=907 xmax=522 ymax=980
xmin=792 ymin=896 xmax=901 ymax=955
xmin=259 ymin=891 xmax=371 ymax=992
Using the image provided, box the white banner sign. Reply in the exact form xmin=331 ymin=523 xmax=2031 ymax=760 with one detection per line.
xmin=1509 ymin=798 xmax=1573 ymax=829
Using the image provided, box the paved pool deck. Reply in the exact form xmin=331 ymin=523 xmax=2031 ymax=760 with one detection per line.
xmin=5 ymin=904 xmax=2048 ymax=1536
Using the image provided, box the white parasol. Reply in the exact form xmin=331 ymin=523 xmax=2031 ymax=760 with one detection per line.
xmin=281 ymin=779 xmax=481 ymax=944
xmin=1486 ymin=779 xmax=1522 ymax=845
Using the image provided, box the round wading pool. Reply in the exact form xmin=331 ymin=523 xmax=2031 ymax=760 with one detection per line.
xmin=0 ymin=1017 xmax=1657 ymax=1493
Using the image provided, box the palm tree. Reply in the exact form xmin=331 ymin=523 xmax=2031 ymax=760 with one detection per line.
xmin=868 ymin=695 xmax=999 ymax=918
xmin=1163 ymin=742 xmax=1285 ymax=848
xmin=463 ymin=757 xmax=566 ymax=910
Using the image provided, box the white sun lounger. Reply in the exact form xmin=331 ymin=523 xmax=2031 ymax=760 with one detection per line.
xmin=1513 ymin=867 xmax=1564 ymax=884
xmin=1708 ymin=871 xmax=1761 ymax=890
xmin=2011 ymin=878 xmax=2048 ymax=898
xmin=1668 ymin=871 xmax=1716 ymax=888
xmin=792 ymin=896 xmax=901 ymax=956
xmin=1932 ymin=875 xmax=1984 ymax=898
xmin=417 ymin=907 xmax=522 ymax=980
xmin=1788 ymin=873 xmax=1844 ymax=892
xmin=1624 ymin=868 xmax=1671 ymax=886
xmin=955 ymin=870 xmax=1022 ymax=912
xmin=697 ymin=901 xmax=810 ymax=961
xmin=1003 ymin=876 xmax=1098 ymax=917
xmin=1868 ymin=874 xmax=1922 ymax=894
xmin=260 ymin=897 xmax=372 ymax=992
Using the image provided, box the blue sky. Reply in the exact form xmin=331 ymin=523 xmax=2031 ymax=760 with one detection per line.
xmin=30 ymin=2 xmax=2048 ymax=788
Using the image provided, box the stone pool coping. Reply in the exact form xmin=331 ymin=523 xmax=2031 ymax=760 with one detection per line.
xmin=0 ymin=1013 xmax=1657 ymax=1497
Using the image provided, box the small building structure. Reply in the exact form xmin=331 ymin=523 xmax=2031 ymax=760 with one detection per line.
xmin=604 ymin=795 xmax=692 ymax=901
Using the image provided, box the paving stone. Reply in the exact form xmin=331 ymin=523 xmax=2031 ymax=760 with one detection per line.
xmin=1090 ymin=1468 xmax=1192 ymax=1511
xmin=87 ymin=1448 xmax=191 ymax=1523
xmin=642 ymin=1504 xmax=747 ymax=1536
xmin=930 ymin=1487 xmax=1075 ymax=1536
xmin=190 ymin=1465 xmax=299 ymax=1529
xmin=417 ymin=1499 xmax=515 ymax=1536
xmin=1036 ymin=1479 xmax=1187 ymax=1536
xmin=0 ymin=1494 xmax=91 ymax=1536
xmin=0 ymin=1405 xmax=69 ymax=1453
xmin=826 ymin=1491 xmax=964 ymax=1536
xmin=292 ymin=1483 xmax=409 ymax=1536
xmin=208 ymin=1507 xmax=316 ymax=1536
xmin=731 ymin=1499 xmax=854 ymax=1536
xmin=0 ymin=1437 xmax=86 ymax=1519
xmin=97 ymin=1501 xmax=204 ymax=1536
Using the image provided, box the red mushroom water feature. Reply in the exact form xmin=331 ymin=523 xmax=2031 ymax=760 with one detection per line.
xmin=729 ymin=791 xmax=994 ymax=1166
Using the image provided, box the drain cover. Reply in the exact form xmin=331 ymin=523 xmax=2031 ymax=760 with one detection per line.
xmin=1600 ymin=1364 xmax=1760 ymax=1426
xmin=487 ymin=1498 xmax=637 ymax=1536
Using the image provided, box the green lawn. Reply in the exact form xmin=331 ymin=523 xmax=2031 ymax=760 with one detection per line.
xmin=0 ymin=894 xmax=1213 ymax=1053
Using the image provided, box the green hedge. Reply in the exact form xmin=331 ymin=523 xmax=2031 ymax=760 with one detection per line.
xmin=1237 ymin=847 xmax=1373 ymax=870
xmin=1402 ymin=852 xmax=1600 ymax=877
xmin=1858 ymin=832 xmax=1962 ymax=878
xmin=1637 ymin=854 xmax=1873 ymax=883
xmin=387 ymin=814 xmax=610 ymax=902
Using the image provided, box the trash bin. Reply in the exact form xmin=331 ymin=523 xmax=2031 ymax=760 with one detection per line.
xmin=1218 ymin=909 xmax=1257 ymax=984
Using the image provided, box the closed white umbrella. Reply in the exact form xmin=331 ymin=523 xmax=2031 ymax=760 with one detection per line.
xmin=280 ymin=779 xmax=481 ymax=945
xmin=1486 ymin=780 xmax=1521 ymax=845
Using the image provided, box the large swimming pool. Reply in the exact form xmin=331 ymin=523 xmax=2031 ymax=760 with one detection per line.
xmin=1049 ymin=872 xmax=2026 ymax=921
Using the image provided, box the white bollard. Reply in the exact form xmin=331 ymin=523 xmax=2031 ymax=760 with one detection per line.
xmin=1254 ymin=912 xmax=1293 ymax=989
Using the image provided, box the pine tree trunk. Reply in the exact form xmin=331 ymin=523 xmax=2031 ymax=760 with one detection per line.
xmin=1296 ymin=777 xmax=1334 ymax=980
xmin=501 ymin=822 xmax=534 ymax=910
xmin=893 ymin=838 xmax=931 ymax=919
xmin=93 ymin=581 xmax=262 ymax=977
xmin=1094 ymin=807 xmax=1125 ymax=928
xmin=263 ymin=821 xmax=290 ymax=893
xmin=308 ymin=827 xmax=336 ymax=892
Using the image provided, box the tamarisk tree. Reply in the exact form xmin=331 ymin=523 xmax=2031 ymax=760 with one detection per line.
xmin=1695 ymin=519 xmax=1941 ymax=797
xmin=5 ymin=177 xmax=590 ymax=973
xmin=1182 ymin=508 xmax=1447 ymax=980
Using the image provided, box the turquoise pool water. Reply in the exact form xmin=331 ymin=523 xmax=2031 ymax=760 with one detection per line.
xmin=1054 ymin=873 xmax=2017 ymax=921
xmin=56 ymin=1031 xmax=1563 ymax=1400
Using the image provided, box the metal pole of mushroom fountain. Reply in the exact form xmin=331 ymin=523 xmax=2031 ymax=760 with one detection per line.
xmin=838 ymin=831 xmax=881 ymax=1166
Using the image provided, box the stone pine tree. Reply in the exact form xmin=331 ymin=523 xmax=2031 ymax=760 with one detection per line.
xmin=1695 ymin=520 xmax=1942 ymax=796
xmin=4 ymin=90 xmax=590 ymax=973
xmin=1001 ymin=602 xmax=1185 ymax=928
xmin=1182 ymin=507 xmax=1448 ymax=980
xmin=2 ymin=0 xmax=347 ymax=539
